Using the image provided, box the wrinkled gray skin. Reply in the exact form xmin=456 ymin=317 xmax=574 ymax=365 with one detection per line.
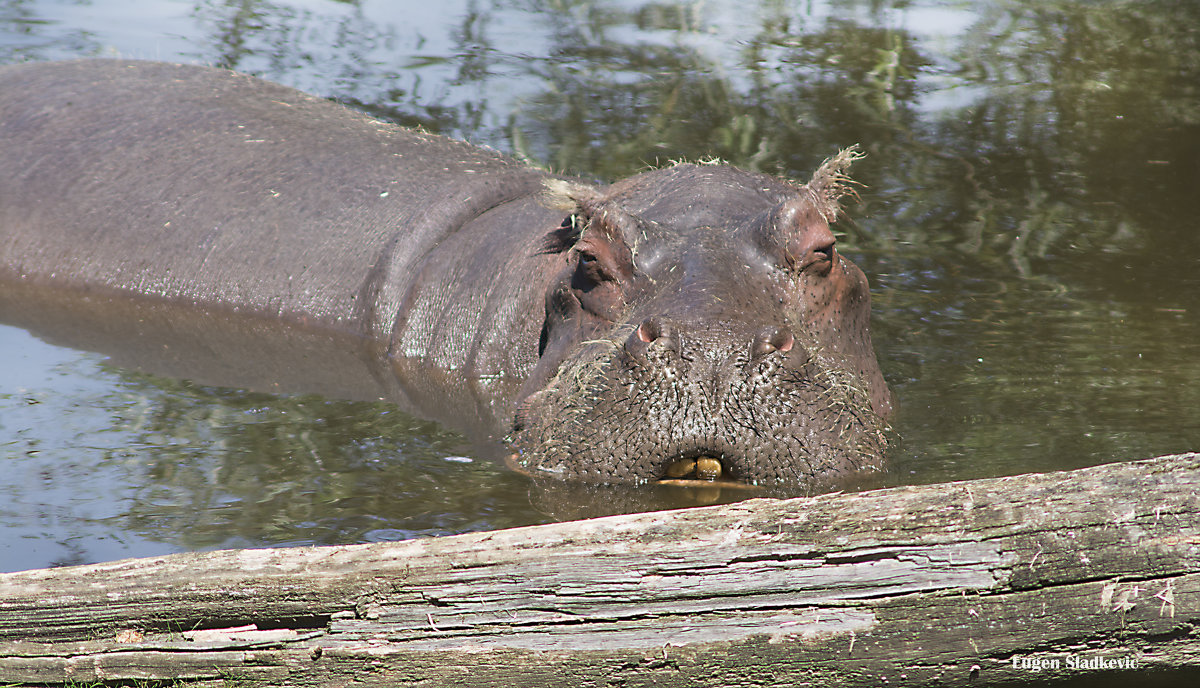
xmin=0 ymin=60 xmax=892 ymax=487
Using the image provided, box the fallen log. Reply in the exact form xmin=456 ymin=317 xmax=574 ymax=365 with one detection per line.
xmin=2 ymin=453 xmax=1199 ymax=687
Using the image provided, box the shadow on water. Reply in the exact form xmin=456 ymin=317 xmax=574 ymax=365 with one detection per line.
xmin=0 ymin=0 xmax=1198 ymax=571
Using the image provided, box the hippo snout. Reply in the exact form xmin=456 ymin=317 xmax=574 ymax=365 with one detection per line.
xmin=512 ymin=319 xmax=887 ymax=485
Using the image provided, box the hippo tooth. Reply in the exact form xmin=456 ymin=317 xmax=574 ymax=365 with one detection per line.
xmin=665 ymin=458 xmax=697 ymax=478
xmin=694 ymin=457 xmax=723 ymax=481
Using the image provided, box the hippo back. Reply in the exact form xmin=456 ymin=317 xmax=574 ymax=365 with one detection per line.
xmin=0 ymin=60 xmax=547 ymax=345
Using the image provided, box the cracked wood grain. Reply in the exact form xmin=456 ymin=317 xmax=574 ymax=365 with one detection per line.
xmin=1 ymin=453 xmax=1199 ymax=686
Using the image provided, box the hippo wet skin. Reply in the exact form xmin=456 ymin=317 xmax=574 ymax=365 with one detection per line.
xmin=0 ymin=60 xmax=892 ymax=488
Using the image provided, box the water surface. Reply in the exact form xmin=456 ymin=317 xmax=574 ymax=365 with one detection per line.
xmin=1 ymin=0 xmax=1197 ymax=571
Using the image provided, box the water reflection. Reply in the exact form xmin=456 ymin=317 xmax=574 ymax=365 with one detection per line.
xmin=0 ymin=321 xmax=551 ymax=568
xmin=105 ymin=373 xmax=549 ymax=548
xmin=877 ymin=277 xmax=1200 ymax=486
xmin=0 ymin=0 xmax=1197 ymax=571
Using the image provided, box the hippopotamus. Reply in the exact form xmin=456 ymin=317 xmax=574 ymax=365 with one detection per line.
xmin=0 ymin=59 xmax=893 ymax=488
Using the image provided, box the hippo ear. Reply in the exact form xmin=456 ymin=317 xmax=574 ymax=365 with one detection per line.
xmin=761 ymin=148 xmax=863 ymax=272
xmin=542 ymin=178 xmax=603 ymax=213
xmin=799 ymin=145 xmax=865 ymax=222
xmin=539 ymin=179 xmax=642 ymax=257
xmin=539 ymin=179 xmax=604 ymax=254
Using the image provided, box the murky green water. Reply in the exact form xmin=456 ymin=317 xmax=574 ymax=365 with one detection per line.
xmin=1 ymin=0 xmax=1197 ymax=572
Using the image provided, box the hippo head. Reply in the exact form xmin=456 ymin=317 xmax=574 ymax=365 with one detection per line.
xmin=510 ymin=149 xmax=893 ymax=487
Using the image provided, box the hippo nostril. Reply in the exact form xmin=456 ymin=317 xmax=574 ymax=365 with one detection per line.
xmin=751 ymin=327 xmax=795 ymax=358
xmin=633 ymin=319 xmax=672 ymax=345
xmin=637 ymin=317 xmax=679 ymax=349
xmin=625 ymin=317 xmax=680 ymax=361
xmin=772 ymin=329 xmax=794 ymax=353
xmin=636 ymin=316 xmax=664 ymax=343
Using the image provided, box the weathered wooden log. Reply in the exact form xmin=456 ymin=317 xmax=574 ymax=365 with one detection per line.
xmin=2 ymin=453 xmax=1199 ymax=687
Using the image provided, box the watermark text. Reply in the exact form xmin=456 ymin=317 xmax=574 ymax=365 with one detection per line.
xmin=1012 ymin=654 xmax=1139 ymax=672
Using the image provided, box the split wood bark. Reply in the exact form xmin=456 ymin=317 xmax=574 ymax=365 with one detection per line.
xmin=2 ymin=453 xmax=1199 ymax=687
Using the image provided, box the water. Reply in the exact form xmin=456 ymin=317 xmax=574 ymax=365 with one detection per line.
xmin=1 ymin=0 xmax=1197 ymax=572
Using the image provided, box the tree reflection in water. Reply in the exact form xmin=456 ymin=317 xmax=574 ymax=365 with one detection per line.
xmin=0 ymin=0 xmax=1196 ymax=569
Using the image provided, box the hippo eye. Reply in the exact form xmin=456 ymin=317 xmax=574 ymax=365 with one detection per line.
xmin=575 ymin=248 xmax=613 ymax=283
